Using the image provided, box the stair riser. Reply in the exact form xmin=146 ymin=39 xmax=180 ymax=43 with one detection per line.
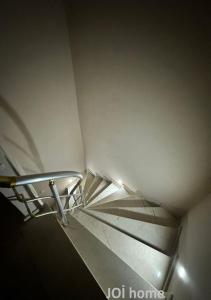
xmin=87 ymin=180 xmax=111 ymax=204
xmin=84 ymin=176 xmax=103 ymax=201
xmin=88 ymin=183 xmax=120 ymax=207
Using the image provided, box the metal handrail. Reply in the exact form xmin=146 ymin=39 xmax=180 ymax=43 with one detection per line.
xmin=0 ymin=171 xmax=83 ymax=226
xmin=0 ymin=171 xmax=83 ymax=188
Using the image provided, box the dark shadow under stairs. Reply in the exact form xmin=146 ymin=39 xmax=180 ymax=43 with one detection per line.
xmin=0 ymin=192 xmax=105 ymax=300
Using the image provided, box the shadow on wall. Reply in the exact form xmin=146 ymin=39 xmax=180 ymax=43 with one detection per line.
xmin=0 ymin=94 xmax=44 ymax=172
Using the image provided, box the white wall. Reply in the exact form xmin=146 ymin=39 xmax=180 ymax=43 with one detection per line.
xmin=0 ymin=0 xmax=84 ymax=174
xmin=65 ymin=1 xmax=211 ymax=213
xmin=168 ymin=194 xmax=211 ymax=299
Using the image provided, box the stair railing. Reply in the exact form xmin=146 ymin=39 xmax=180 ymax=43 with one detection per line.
xmin=0 ymin=171 xmax=83 ymax=226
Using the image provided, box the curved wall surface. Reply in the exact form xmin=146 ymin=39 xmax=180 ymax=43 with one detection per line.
xmin=0 ymin=0 xmax=84 ymax=174
xmin=65 ymin=1 xmax=211 ymax=213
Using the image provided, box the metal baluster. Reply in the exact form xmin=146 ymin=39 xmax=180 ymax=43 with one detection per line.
xmin=79 ymin=184 xmax=84 ymax=206
xmin=49 ymin=180 xmax=68 ymax=226
xmin=12 ymin=187 xmax=35 ymax=218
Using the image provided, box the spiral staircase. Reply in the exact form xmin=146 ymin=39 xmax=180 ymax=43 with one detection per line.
xmin=0 ymin=169 xmax=181 ymax=300
xmin=62 ymin=170 xmax=180 ymax=299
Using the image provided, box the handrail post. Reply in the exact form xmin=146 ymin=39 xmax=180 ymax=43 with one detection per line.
xmin=0 ymin=171 xmax=83 ymax=224
xmin=49 ymin=180 xmax=68 ymax=226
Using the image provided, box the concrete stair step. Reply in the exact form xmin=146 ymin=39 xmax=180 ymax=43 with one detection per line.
xmin=93 ymin=206 xmax=176 ymax=222
xmin=90 ymin=197 xmax=152 ymax=209
xmin=120 ymin=207 xmax=177 ymax=221
xmin=88 ymin=182 xmax=120 ymax=207
xmin=84 ymin=209 xmax=178 ymax=255
xmin=62 ymin=214 xmax=166 ymax=300
xmin=89 ymin=207 xmax=178 ymax=227
xmin=73 ymin=210 xmax=170 ymax=290
xmin=83 ymin=170 xmax=95 ymax=195
xmin=84 ymin=175 xmax=103 ymax=201
xmin=89 ymin=188 xmax=130 ymax=208
xmin=87 ymin=179 xmax=111 ymax=205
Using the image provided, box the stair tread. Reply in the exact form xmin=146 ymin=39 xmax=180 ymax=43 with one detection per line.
xmin=73 ymin=210 xmax=170 ymax=289
xmin=87 ymin=179 xmax=111 ymax=204
xmin=92 ymin=206 xmax=176 ymax=221
xmin=89 ymin=188 xmax=130 ymax=208
xmin=85 ymin=175 xmax=103 ymax=201
xmin=84 ymin=209 xmax=177 ymax=254
xmin=83 ymin=171 xmax=95 ymax=195
xmin=119 ymin=207 xmax=176 ymax=220
xmin=90 ymin=198 xmax=152 ymax=209
xmin=62 ymin=215 xmax=163 ymax=300
xmin=88 ymin=182 xmax=120 ymax=206
xmin=89 ymin=207 xmax=178 ymax=227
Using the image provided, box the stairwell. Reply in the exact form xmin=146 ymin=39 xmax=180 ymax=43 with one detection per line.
xmin=60 ymin=170 xmax=181 ymax=299
xmin=0 ymin=2 xmax=210 ymax=299
xmin=0 ymin=169 xmax=180 ymax=300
